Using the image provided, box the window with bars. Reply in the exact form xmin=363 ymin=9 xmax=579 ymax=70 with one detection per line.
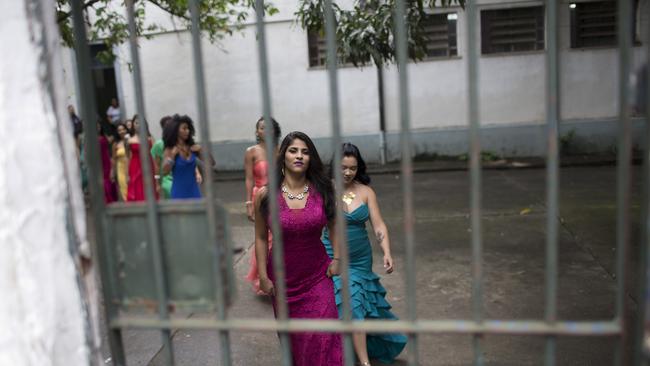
xmin=569 ymin=1 xmax=640 ymax=49
xmin=421 ymin=12 xmax=458 ymax=58
xmin=307 ymin=30 xmax=328 ymax=67
xmin=480 ymin=6 xmax=545 ymax=55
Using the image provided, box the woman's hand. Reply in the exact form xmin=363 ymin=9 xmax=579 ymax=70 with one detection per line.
xmin=196 ymin=171 xmax=203 ymax=184
xmin=190 ymin=144 xmax=202 ymax=153
xmin=383 ymin=254 xmax=394 ymax=274
xmin=259 ymin=277 xmax=275 ymax=296
xmin=327 ymin=259 xmax=340 ymax=277
xmin=171 ymin=146 xmax=179 ymax=157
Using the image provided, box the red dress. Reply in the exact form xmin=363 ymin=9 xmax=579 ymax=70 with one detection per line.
xmin=127 ymin=140 xmax=159 ymax=202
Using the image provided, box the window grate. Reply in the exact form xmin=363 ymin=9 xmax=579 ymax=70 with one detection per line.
xmin=481 ymin=6 xmax=545 ymax=54
xmin=570 ymin=1 xmax=617 ymax=48
xmin=421 ymin=13 xmax=458 ymax=58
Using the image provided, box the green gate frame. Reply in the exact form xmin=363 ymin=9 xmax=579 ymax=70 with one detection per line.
xmin=70 ymin=0 xmax=648 ymax=365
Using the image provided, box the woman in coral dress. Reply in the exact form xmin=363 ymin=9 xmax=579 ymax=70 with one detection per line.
xmin=244 ymin=117 xmax=281 ymax=294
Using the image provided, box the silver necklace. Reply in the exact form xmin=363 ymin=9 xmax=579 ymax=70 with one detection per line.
xmin=282 ymin=184 xmax=309 ymax=200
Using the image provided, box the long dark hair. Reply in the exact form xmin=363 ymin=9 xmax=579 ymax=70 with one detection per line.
xmin=114 ymin=122 xmax=127 ymax=142
xmin=163 ymin=114 xmax=196 ymax=148
xmin=256 ymin=116 xmax=282 ymax=145
xmin=131 ymin=114 xmax=151 ymax=137
xmin=330 ymin=142 xmax=371 ymax=185
xmin=260 ymin=131 xmax=335 ymax=222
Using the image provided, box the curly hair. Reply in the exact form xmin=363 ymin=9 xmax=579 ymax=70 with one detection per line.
xmin=163 ymin=114 xmax=196 ymax=148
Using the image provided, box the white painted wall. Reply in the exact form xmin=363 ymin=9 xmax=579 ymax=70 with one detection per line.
xmin=108 ymin=0 xmax=648 ymax=145
xmin=0 ymin=1 xmax=90 ymax=365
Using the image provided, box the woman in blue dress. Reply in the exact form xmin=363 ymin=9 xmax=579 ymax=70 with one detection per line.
xmin=322 ymin=143 xmax=407 ymax=365
xmin=161 ymin=114 xmax=203 ymax=199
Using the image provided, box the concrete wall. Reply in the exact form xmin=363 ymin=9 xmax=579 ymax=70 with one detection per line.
xmin=0 ymin=1 xmax=90 ymax=365
xmin=81 ymin=0 xmax=649 ymax=170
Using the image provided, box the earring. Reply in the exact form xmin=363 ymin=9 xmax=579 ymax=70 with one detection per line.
xmin=281 ymin=167 xmax=285 ymax=176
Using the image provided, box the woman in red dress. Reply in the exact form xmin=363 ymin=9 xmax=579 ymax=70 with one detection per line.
xmin=126 ymin=115 xmax=158 ymax=201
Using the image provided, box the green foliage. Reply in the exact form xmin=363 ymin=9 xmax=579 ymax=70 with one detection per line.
xmin=56 ymin=0 xmax=277 ymax=65
xmin=295 ymin=0 xmax=464 ymax=67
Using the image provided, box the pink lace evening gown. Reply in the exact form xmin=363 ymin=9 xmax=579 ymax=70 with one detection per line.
xmin=266 ymin=188 xmax=342 ymax=366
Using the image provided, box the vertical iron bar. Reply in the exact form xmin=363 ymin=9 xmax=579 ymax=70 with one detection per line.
xmin=253 ymin=1 xmax=292 ymax=365
xmin=187 ymin=1 xmax=232 ymax=365
xmin=465 ymin=1 xmax=484 ymax=365
xmin=322 ymin=0 xmax=354 ymax=364
xmin=393 ymin=0 xmax=418 ymax=365
xmin=544 ymin=1 xmax=560 ymax=366
xmin=636 ymin=26 xmax=650 ymax=365
xmin=125 ymin=1 xmax=174 ymax=364
xmin=615 ymin=0 xmax=633 ymax=364
xmin=70 ymin=1 xmax=126 ymax=364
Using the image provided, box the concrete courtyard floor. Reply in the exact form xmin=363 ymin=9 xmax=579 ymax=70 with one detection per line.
xmin=107 ymin=165 xmax=643 ymax=365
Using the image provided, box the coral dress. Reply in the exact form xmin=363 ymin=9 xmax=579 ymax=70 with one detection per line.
xmin=115 ymin=142 xmax=128 ymax=201
xmin=267 ymin=189 xmax=342 ymax=366
xmin=127 ymin=141 xmax=158 ymax=202
xmin=322 ymin=203 xmax=407 ymax=363
xmin=99 ymin=135 xmax=117 ymax=204
xmin=245 ymin=160 xmax=273 ymax=294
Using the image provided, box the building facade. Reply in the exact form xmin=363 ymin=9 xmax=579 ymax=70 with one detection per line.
xmin=65 ymin=0 xmax=649 ymax=170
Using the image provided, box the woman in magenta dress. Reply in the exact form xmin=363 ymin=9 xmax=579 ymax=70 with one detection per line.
xmin=126 ymin=116 xmax=158 ymax=202
xmin=98 ymin=120 xmax=117 ymax=204
xmin=254 ymin=131 xmax=342 ymax=366
xmin=244 ymin=117 xmax=281 ymax=294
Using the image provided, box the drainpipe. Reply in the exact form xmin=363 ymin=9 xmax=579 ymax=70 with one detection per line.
xmin=377 ymin=64 xmax=387 ymax=165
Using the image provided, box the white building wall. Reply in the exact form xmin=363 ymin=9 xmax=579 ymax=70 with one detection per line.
xmin=92 ymin=0 xmax=647 ymax=168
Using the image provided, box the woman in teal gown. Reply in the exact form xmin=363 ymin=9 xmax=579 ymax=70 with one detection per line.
xmin=322 ymin=143 xmax=406 ymax=365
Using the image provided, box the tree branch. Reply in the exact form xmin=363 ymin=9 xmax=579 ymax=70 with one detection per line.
xmin=147 ymin=0 xmax=191 ymax=21
xmin=57 ymin=0 xmax=103 ymax=24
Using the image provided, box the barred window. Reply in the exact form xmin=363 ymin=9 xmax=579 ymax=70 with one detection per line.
xmin=568 ymin=1 xmax=640 ymax=49
xmin=307 ymin=31 xmax=327 ymax=67
xmin=481 ymin=6 xmax=545 ymax=55
xmin=421 ymin=13 xmax=458 ymax=58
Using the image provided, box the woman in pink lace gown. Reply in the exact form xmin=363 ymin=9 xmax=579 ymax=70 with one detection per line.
xmin=254 ymin=131 xmax=343 ymax=366
xmin=244 ymin=117 xmax=281 ymax=294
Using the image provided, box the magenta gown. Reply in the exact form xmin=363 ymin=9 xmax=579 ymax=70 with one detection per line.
xmin=267 ymin=189 xmax=343 ymax=366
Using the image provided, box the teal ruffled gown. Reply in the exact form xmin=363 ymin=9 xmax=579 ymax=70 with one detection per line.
xmin=322 ymin=203 xmax=407 ymax=364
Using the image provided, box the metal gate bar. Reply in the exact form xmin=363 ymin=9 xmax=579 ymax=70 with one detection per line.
xmin=188 ymin=0 xmax=233 ymax=364
xmin=616 ymin=0 xmax=634 ymax=365
xmin=70 ymin=0 xmax=128 ymax=364
xmin=464 ymin=1 xmax=484 ymax=365
xmin=322 ymin=0 xmax=355 ymax=363
xmin=544 ymin=0 xmax=560 ymax=365
xmin=393 ymin=0 xmax=419 ymax=364
xmin=252 ymin=1 xmax=292 ymax=364
xmin=125 ymin=1 xmax=175 ymax=363
xmin=68 ymin=0 xmax=645 ymax=365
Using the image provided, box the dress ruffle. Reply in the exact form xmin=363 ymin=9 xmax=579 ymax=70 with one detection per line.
xmin=332 ymin=269 xmax=407 ymax=364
